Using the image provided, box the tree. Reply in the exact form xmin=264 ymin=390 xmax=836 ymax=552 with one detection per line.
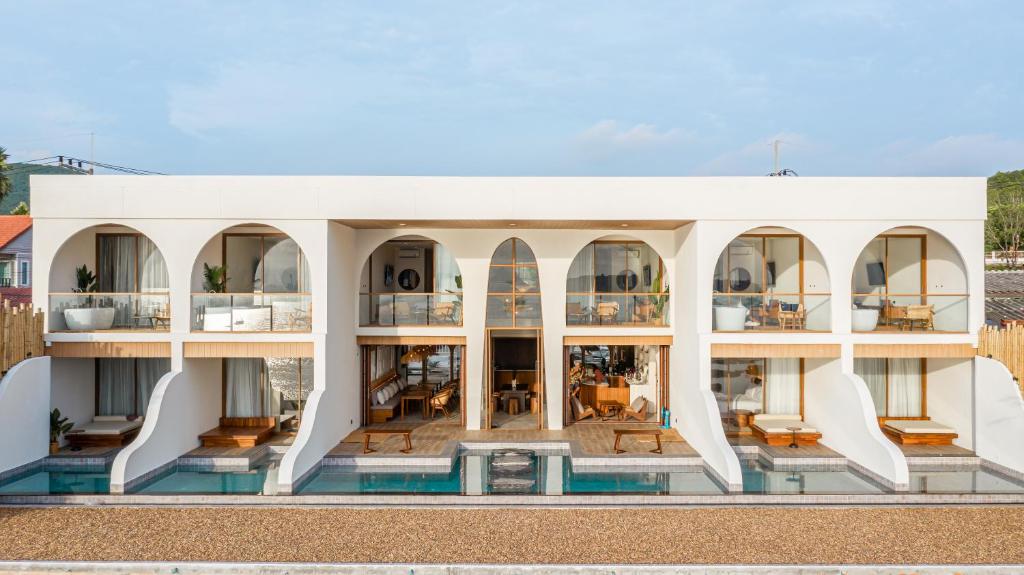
xmin=8 ymin=201 xmax=28 ymax=215
xmin=987 ymin=170 xmax=1024 ymax=267
xmin=0 ymin=146 xmax=10 ymax=203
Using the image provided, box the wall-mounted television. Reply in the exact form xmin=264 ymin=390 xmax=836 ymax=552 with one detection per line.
xmin=866 ymin=262 xmax=886 ymax=287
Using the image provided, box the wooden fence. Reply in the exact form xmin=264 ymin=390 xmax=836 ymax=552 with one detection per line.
xmin=978 ymin=324 xmax=1024 ymax=387
xmin=0 ymin=301 xmax=44 ymax=374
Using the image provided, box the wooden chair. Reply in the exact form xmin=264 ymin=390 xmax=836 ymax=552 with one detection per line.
xmin=430 ymin=388 xmax=454 ymax=419
xmin=596 ymin=301 xmax=620 ymax=324
xmin=778 ymin=303 xmax=805 ymax=330
xmin=571 ymin=396 xmax=597 ymax=422
xmin=883 ymin=301 xmax=907 ymax=327
xmin=566 ymin=302 xmax=590 ymax=324
xmin=902 ymin=304 xmax=934 ymax=331
xmin=618 ymin=396 xmax=649 ymax=422
xmin=430 ymin=301 xmax=457 ymax=324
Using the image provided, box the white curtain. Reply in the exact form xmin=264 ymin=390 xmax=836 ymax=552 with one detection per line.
xmin=434 ymin=244 xmax=460 ymax=292
xmin=99 ymin=236 xmax=137 ymax=327
xmin=567 ymin=244 xmax=594 ymax=292
xmin=138 ymin=236 xmax=169 ymax=292
xmin=137 ymin=358 xmax=170 ymax=416
xmin=765 ymin=358 xmax=801 ymax=415
xmin=888 ymin=358 xmax=923 ymax=417
xmin=225 ymin=358 xmax=265 ymax=417
xmin=854 ymin=358 xmax=887 ymax=416
xmin=97 ymin=358 xmax=135 ymax=416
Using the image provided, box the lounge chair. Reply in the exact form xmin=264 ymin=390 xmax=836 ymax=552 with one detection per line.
xmin=199 ymin=417 xmax=276 ymax=448
xmin=571 ymin=396 xmax=597 ymax=422
xmin=618 ymin=396 xmax=649 ymax=422
xmin=430 ymin=387 xmax=454 ymax=419
xmin=65 ymin=416 xmax=143 ymax=448
xmin=750 ymin=414 xmax=822 ymax=446
xmin=882 ymin=419 xmax=958 ymax=445
xmin=596 ymin=302 xmax=619 ymax=324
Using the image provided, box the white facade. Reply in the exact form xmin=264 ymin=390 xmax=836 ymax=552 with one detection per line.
xmin=7 ymin=174 xmax=1017 ymax=493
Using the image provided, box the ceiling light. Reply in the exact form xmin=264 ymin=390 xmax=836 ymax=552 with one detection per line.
xmin=508 ymin=223 xmax=517 ymax=227
xmin=620 ymin=223 xmax=629 ymax=228
xmin=398 ymin=223 xmax=407 ymax=227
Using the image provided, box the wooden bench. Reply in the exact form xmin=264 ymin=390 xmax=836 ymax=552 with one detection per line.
xmin=612 ymin=428 xmax=663 ymax=454
xmin=199 ymin=417 xmax=276 ymax=448
xmin=362 ymin=429 xmax=414 ymax=454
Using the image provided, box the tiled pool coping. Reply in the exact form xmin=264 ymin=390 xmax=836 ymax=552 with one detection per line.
xmin=4 ymin=492 xmax=1024 ymax=506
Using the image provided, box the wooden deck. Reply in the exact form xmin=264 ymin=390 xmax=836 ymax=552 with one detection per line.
xmin=332 ymin=412 xmax=695 ymax=457
xmin=896 ymin=443 xmax=976 ymax=458
xmin=730 ymin=435 xmax=844 ymax=459
xmin=183 ymin=433 xmax=294 ymax=459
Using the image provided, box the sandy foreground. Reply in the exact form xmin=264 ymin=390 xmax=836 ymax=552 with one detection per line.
xmin=0 ymin=506 xmax=1022 ymax=565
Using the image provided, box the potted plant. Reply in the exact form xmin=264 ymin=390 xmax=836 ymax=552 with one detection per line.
xmin=63 ymin=265 xmax=116 ymax=330
xmin=202 ymin=263 xmax=229 ymax=293
xmin=50 ymin=408 xmax=73 ymax=454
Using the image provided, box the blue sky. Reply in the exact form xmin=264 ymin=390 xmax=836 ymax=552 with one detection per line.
xmin=2 ymin=1 xmax=1022 ymax=176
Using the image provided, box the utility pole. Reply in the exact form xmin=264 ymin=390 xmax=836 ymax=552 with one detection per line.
xmin=89 ymin=132 xmax=95 ymax=175
xmin=772 ymin=139 xmax=781 ymax=175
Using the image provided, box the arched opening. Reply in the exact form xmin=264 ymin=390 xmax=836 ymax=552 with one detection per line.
xmin=483 ymin=238 xmax=543 ymax=430
xmin=566 ymin=239 xmax=670 ymax=326
xmin=190 ymin=224 xmax=311 ymax=332
xmin=712 ymin=228 xmax=831 ymax=332
xmin=851 ymin=226 xmax=968 ymax=332
xmin=48 ymin=224 xmax=170 ymax=332
xmin=359 ymin=235 xmax=462 ymax=326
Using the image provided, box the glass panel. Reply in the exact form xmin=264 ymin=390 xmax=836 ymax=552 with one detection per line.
xmin=853 ymin=358 xmax=886 ymax=416
xmin=49 ymin=293 xmax=171 ymax=332
xmin=887 ymin=237 xmax=922 ymax=295
xmin=633 ymin=294 xmax=669 ymax=326
xmin=567 ymin=244 xmax=594 ymax=293
xmin=594 ymin=294 xmax=630 ymax=325
xmin=715 ymin=359 xmax=765 ymax=426
xmin=852 ymin=237 xmax=886 ymax=295
xmin=514 ymin=239 xmax=536 ymax=265
xmin=262 ymin=237 xmax=300 ymax=293
xmin=487 ymin=266 xmax=514 ymax=293
xmin=725 ymin=238 xmax=763 ymax=294
xmin=515 ymin=266 xmax=539 ymax=293
xmin=430 ymin=294 xmax=463 ymax=325
xmin=434 ymin=243 xmax=461 ymax=293
xmin=491 ymin=239 xmax=515 ymax=265
xmin=623 ymin=244 xmax=642 ymax=292
xmin=138 ymin=236 xmax=169 ymax=292
xmin=97 ymin=236 xmax=137 ymax=292
xmin=594 ymin=243 xmax=621 ymax=293
xmin=888 ymin=358 xmax=922 ymax=417
xmin=764 ymin=237 xmax=799 ymax=294
xmin=515 ymin=295 xmax=542 ymax=327
xmin=486 ymin=295 xmax=514 ymax=327
xmin=637 ymin=243 xmax=663 ymax=292
xmin=225 ymin=236 xmax=262 ymax=293
xmin=190 ymin=293 xmax=311 ymax=332
xmin=393 ymin=294 xmax=428 ymax=325
xmin=713 ymin=247 xmax=727 ymax=293
xmin=566 ymin=294 xmax=594 ymax=326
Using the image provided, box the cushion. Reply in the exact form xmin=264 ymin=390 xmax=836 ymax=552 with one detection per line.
xmin=885 ymin=419 xmax=956 ymax=435
xmin=93 ymin=415 xmax=130 ymax=422
xmin=75 ymin=418 xmax=143 ymax=435
xmin=753 ymin=415 xmax=815 ymax=434
xmin=376 ymin=390 xmax=386 ymax=405
xmin=630 ymin=396 xmax=646 ymax=411
xmin=572 ymin=396 xmax=586 ymax=414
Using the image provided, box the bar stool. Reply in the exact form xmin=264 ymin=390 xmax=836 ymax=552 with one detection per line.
xmin=507 ymin=399 xmax=520 ymax=415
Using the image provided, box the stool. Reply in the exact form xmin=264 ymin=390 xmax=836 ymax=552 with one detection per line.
xmin=490 ymin=393 xmax=502 ymax=413
xmin=530 ymin=397 xmax=539 ymax=414
xmin=507 ymin=399 xmax=519 ymax=415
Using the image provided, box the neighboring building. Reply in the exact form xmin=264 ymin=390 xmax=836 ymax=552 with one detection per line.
xmin=985 ymin=271 xmax=1024 ymax=325
xmin=2 ymin=174 xmax=1022 ymax=497
xmin=0 ymin=215 xmax=32 ymax=305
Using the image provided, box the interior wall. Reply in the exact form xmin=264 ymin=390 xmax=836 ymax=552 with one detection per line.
xmin=804 ymin=357 xmax=908 ymax=489
xmin=110 ymin=358 xmax=221 ymax=492
xmin=926 ymin=358 xmax=974 ymax=449
xmin=190 ymin=235 xmax=220 ymax=292
xmin=0 ymin=357 xmax=50 ymax=474
xmin=50 ymin=357 xmax=95 ymax=443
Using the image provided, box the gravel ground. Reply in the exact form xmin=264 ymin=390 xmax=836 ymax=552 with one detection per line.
xmin=1 ymin=506 xmax=1022 ymax=564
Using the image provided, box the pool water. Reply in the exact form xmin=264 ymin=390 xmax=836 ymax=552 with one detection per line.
xmin=908 ymin=469 xmax=1024 ymax=493
xmin=740 ymin=459 xmax=886 ymax=494
xmin=298 ymin=451 xmax=726 ymax=495
xmin=132 ymin=458 xmax=280 ymax=495
xmin=0 ymin=465 xmax=110 ymax=495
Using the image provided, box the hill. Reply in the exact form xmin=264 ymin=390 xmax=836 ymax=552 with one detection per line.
xmin=0 ymin=163 xmax=83 ymax=214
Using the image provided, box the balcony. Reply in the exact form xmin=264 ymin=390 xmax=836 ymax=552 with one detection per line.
xmin=566 ymin=294 xmax=670 ymax=326
xmin=852 ymin=294 xmax=968 ymax=332
xmin=49 ymin=292 xmax=171 ymax=332
xmin=191 ymin=293 xmax=312 ymax=332
xmin=360 ymin=293 xmax=463 ymax=326
xmin=712 ymin=293 xmax=831 ymax=331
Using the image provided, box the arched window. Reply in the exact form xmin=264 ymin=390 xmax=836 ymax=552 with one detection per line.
xmin=359 ymin=236 xmax=462 ymax=326
xmin=566 ymin=241 xmax=669 ymax=326
xmin=486 ymin=238 xmax=541 ymax=327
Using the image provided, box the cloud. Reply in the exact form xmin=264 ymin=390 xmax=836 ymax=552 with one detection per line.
xmin=692 ymin=133 xmax=813 ymax=176
xmin=575 ymin=120 xmax=687 ymax=156
xmin=875 ymin=134 xmax=1024 ymax=176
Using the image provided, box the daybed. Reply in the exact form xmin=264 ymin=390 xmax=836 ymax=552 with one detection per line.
xmin=882 ymin=419 xmax=958 ymax=445
xmin=198 ymin=417 xmax=276 ymax=448
xmin=369 ymin=374 xmax=409 ymax=423
xmin=65 ymin=415 xmax=144 ymax=448
xmin=750 ymin=414 xmax=822 ymax=447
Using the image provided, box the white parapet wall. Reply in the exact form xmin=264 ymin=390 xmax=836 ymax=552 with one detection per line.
xmin=973 ymin=356 xmax=1024 ymax=474
xmin=0 ymin=357 xmax=51 ymax=475
xmin=110 ymin=358 xmax=221 ymax=493
xmin=804 ymin=357 xmax=909 ymax=490
xmin=926 ymin=358 xmax=975 ymax=450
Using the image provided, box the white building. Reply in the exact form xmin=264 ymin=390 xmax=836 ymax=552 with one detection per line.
xmin=2 ymin=174 xmax=1022 ymax=495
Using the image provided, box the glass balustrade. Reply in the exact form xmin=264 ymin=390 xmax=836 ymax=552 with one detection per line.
xmin=49 ymin=293 xmax=171 ymax=332
xmin=192 ymin=293 xmax=312 ymax=332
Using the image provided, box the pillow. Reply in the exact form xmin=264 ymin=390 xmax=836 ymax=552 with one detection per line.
xmin=376 ymin=390 xmax=386 ymax=405
xmin=749 ymin=385 xmax=763 ymax=400
xmin=390 ymin=382 xmax=399 ymax=395
xmin=93 ymin=415 xmax=129 ymax=422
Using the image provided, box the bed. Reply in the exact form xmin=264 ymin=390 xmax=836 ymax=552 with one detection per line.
xmin=65 ymin=415 xmax=144 ymax=448
xmin=882 ymin=419 xmax=958 ymax=445
xmin=199 ymin=417 xmax=276 ymax=448
xmin=750 ymin=414 xmax=822 ymax=446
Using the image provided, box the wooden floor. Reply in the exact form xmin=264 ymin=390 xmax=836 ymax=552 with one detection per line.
xmin=730 ymin=435 xmax=844 ymax=459
xmin=50 ymin=445 xmax=121 ymax=460
xmin=183 ymin=433 xmax=294 ymax=458
xmin=333 ymin=410 xmax=695 ymax=457
xmin=897 ymin=443 xmax=977 ymax=457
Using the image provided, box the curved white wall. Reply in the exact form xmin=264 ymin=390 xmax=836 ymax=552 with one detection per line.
xmin=0 ymin=357 xmax=50 ymax=475
xmin=974 ymin=357 xmax=1024 ymax=474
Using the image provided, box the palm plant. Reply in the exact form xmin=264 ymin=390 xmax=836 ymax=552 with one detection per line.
xmin=50 ymin=408 xmax=73 ymax=444
xmin=203 ymin=263 xmax=229 ymax=293
xmin=0 ymin=146 xmax=10 ymax=203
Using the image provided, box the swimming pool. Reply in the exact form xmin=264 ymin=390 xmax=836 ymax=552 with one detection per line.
xmin=908 ymin=469 xmax=1024 ymax=493
xmin=0 ymin=464 xmax=110 ymax=495
xmin=131 ymin=458 xmax=281 ymax=495
xmin=740 ymin=458 xmax=886 ymax=494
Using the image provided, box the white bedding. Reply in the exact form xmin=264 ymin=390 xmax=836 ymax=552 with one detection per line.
xmin=885 ymin=419 xmax=956 ymax=435
xmin=71 ymin=417 xmax=143 ymax=436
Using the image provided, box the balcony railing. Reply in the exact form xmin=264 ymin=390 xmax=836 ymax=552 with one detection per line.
xmin=712 ymin=293 xmax=831 ymax=332
xmin=359 ymin=293 xmax=463 ymax=326
xmin=192 ymin=293 xmax=312 ymax=332
xmin=852 ymin=294 xmax=968 ymax=332
xmin=49 ymin=292 xmax=171 ymax=332
xmin=566 ymin=293 xmax=670 ymax=326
